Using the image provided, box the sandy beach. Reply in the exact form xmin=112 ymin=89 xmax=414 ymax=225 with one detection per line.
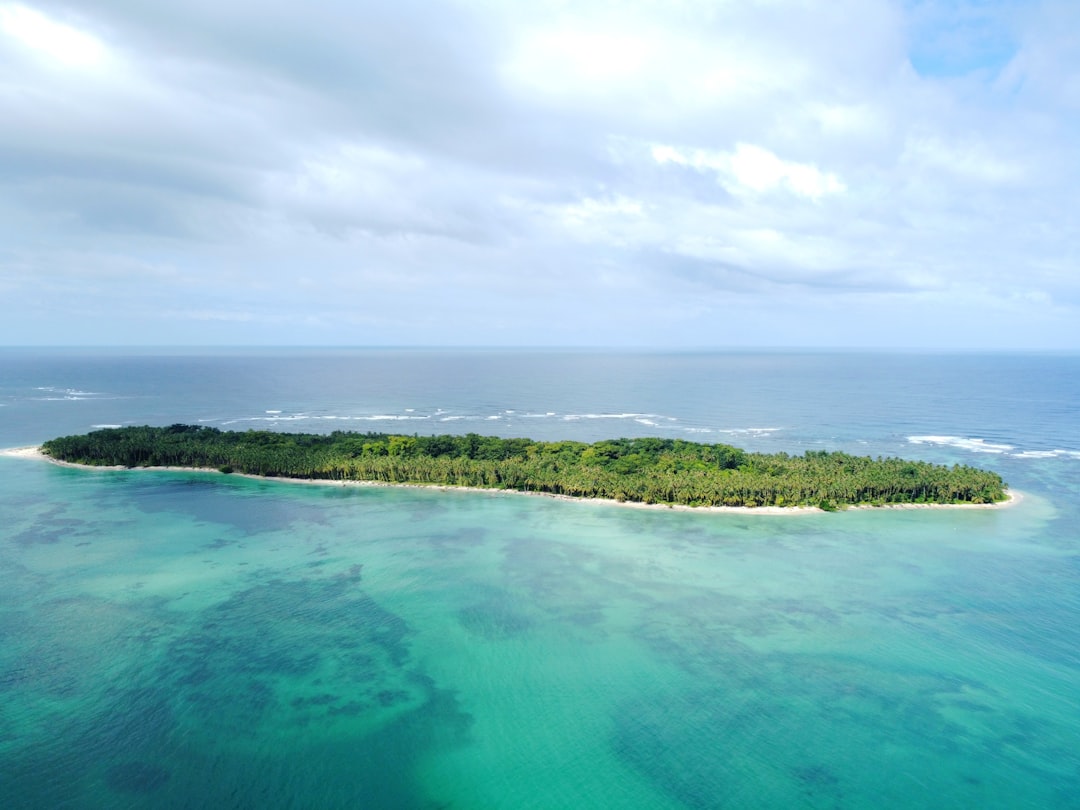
xmin=0 ymin=446 xmax=50 ymax=460
xmin=0 ymin=445 xmax=1021 ymax=513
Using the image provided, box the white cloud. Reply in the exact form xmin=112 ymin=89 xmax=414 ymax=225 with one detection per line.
xmin=0 ymin=3 xmax=109 ymax=68
xmin=808 ymin=102 xmax=888 ymax=140
xmin=273 ymin=143 xmax=427 ymax=213
xmin=559 ymin=195 xmax=643 ymax=225
xmin=0 ymin=0 xmax=1077 ymax=348
xmin=652 ymin=142 xmax=846 ymax=200
xmin=504 ymin=28 xmax=655 ymax=91
xmin=902 ymin=135 xmax=1026 ymax=185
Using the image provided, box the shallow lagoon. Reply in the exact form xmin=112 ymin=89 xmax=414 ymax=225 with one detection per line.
xmin=2 ymin=457 xmax=1076 ymax=808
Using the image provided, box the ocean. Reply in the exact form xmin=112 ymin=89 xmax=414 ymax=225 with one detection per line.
xmin=1 ymin=348 xmax=1078 ymax=808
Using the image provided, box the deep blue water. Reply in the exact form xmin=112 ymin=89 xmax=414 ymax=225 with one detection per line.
xmin=1 ymin=349 xmax=1078 ymax=808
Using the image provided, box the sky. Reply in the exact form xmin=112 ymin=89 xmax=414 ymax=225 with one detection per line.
xmin=1 ymin=0 xmax=1078 ymax=349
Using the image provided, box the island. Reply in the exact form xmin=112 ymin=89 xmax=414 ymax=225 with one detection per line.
xmin=39 ymin=425 xmax=1008 ymax=510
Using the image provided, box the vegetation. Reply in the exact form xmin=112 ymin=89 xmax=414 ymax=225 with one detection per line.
xmin=41 ymin=425 xmax=1008 ymax=509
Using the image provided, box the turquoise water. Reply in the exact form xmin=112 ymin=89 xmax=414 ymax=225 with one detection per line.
xmin=2 ymin=350 xmax=1079 ymax=808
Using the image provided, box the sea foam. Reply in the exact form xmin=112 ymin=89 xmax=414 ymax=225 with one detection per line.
xmin=909 ymin=436 xmax=1014 ymax=453
xmin=908 ymin=435 xmax=1080 ymax=460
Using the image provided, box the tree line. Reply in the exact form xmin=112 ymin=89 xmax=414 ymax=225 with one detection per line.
xmin=41 ymin=425 xmax=1008 ymax=509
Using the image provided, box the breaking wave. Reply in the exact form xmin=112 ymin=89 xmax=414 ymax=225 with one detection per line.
xmin=909 ymin=435 xmax=1080 ymax=460
xmin=195 ymin=408 xmax=784 ymax=439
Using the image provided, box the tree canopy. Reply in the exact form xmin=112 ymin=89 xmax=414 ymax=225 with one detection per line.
xmin=41 ymin=425 xmax=1008 ymax=510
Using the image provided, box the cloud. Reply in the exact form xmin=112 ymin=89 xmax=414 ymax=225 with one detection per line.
xmin=0 ymin=0 xmax=1077 ymax=347
xmin=0 ymin=2 xmax=109 ymax=67
xmin=652 ymin=143 xmax=846 ymax=200
xmin=901 ymin=134 xmax=1026 ymax=185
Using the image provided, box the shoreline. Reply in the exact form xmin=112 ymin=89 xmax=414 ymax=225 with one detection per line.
xmin=0 ymin=445 xmax=1022 ymax=514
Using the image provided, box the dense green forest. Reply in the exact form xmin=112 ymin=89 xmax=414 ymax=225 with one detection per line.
xmin=41 ymin=425 xmax=1008 ymax=509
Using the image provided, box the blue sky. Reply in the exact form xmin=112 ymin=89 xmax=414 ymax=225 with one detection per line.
xmin=1 ymin=0 xmax=1077 ymax=348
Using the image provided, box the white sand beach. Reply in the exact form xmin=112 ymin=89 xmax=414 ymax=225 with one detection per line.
xmin=1 ymin=445 xmax=1022 ymax=514
xmin=0 ymin=446 xmax=49 ymax=460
